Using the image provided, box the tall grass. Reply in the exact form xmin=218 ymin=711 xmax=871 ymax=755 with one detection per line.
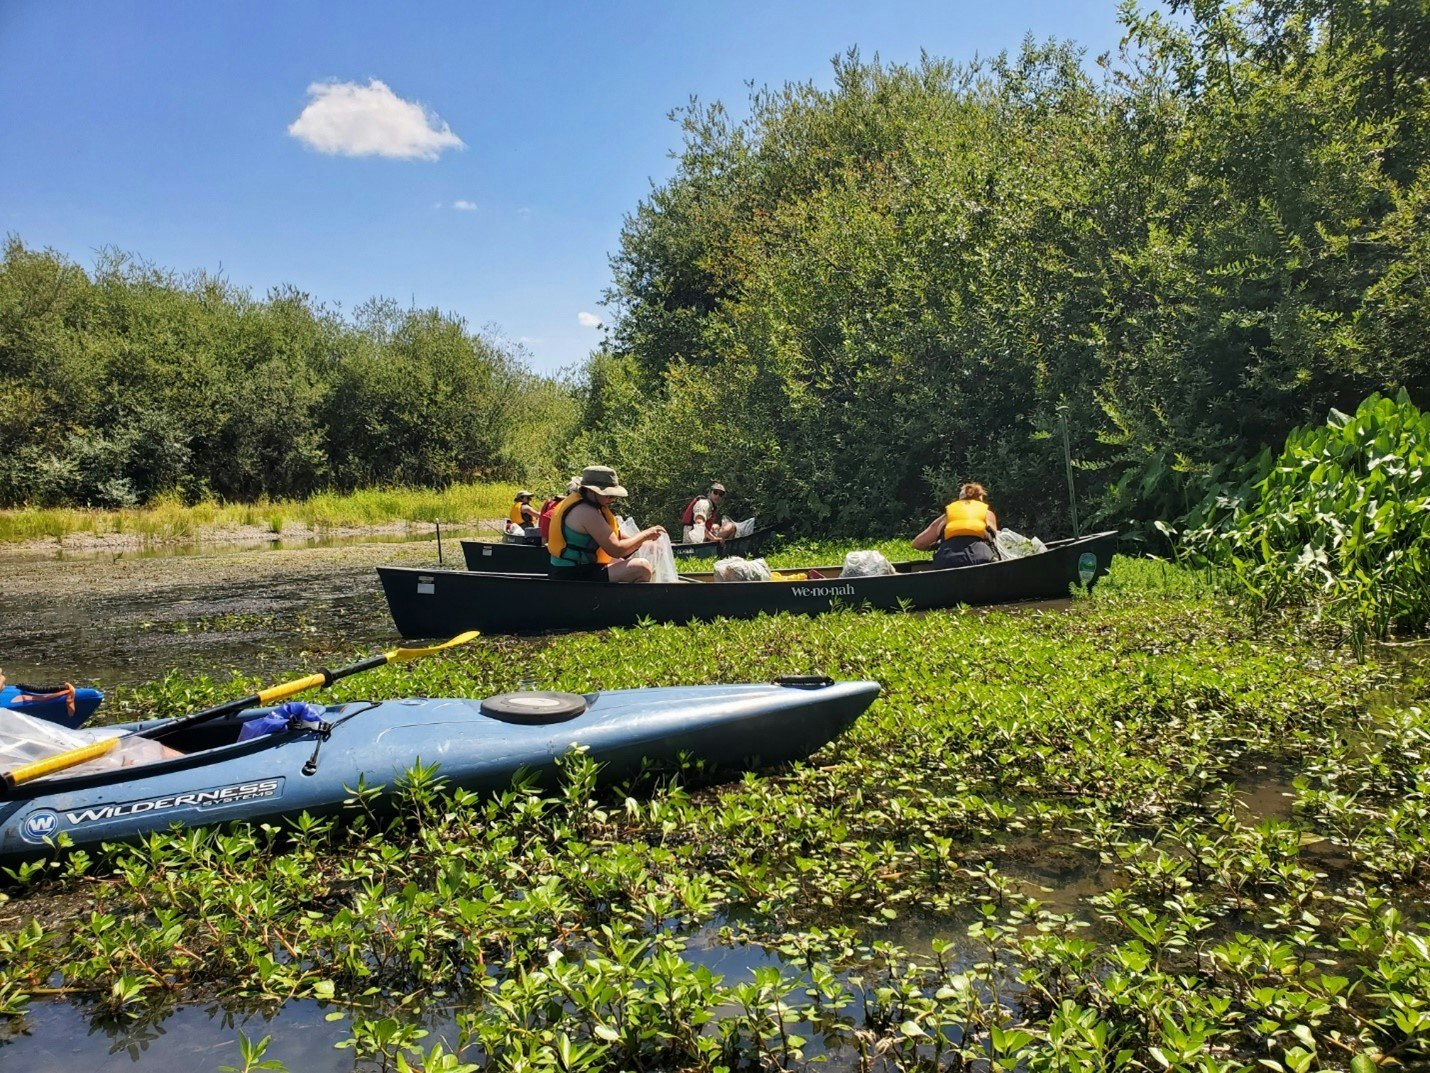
xmin=0 ymin=483 xmax=522 ymax=546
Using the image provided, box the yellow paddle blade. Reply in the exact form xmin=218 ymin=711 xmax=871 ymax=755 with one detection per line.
xmin=3 ymin=736 xmax=119 ymax=789
xmin=385 ymin=631 xmax=480 ymax=663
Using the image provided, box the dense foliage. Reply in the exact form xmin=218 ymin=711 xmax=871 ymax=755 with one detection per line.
xmin=0 ymin=241 xmax=581 ymax=508
xmin=1182 ymin=389 xmax=1430 ymax=651
xmin=3 ymin=564 xmax=1427 ymax=1070
xmin=583 ymin=0 xmax=1428 ymax=540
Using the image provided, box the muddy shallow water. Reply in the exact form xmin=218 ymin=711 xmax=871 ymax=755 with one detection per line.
xmin=0 ymin=536 xmax=459 ymax=691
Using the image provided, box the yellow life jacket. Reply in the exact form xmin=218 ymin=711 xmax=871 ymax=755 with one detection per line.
xmin=547 ymin=494 xmax=617 ymax=566
xmin=943 ymin=499 xmax=989 ymax=540
xmin=509 ymin=502 xmax=528 ymax=525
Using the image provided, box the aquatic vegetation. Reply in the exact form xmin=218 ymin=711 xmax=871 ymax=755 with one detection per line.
xmin=1182 ymin=390 xmax=1430 ymax=655
xmin=1 ymin=557 xmax=1427 ymax=1070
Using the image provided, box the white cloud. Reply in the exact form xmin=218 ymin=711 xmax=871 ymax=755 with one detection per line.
xmin=288 ymin=79 xmax=464 ymax=160
xmin=577 ymin=311 xmax=602 ymax=328
xmin=452 ymin=200 xmax=477 ymax=211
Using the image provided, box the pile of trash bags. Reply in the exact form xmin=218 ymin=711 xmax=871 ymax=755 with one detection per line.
xmin=995 ymin=529 xmax=1047 ymax=559
xmin=841 ymin=550 xmax=896 ymax=577
xmin=713 ymin=556 xmax=772 ymax=582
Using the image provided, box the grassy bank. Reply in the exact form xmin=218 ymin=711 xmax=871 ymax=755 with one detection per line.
xmin=0 ymin=483 xmax=524 ymax=545
xmin=3 ymin=556 xmax=1427 ymax=1070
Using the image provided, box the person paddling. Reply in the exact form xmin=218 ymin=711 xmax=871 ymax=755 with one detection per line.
xmin=547 ymin=465 xmax=667 ymax=583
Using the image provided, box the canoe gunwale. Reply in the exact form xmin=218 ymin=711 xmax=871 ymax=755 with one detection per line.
xmin=462 ymin=526 xmax=779 ymax=573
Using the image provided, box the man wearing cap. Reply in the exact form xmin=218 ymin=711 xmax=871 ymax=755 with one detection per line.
xmin=681 ymin=482 xmax=738 ymax=543
xmin=547 ymin=465 xmax=667 ymax=583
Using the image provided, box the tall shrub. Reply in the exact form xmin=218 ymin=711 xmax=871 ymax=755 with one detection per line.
xmin=1183 ymin=391 xmax=1430 ymax=651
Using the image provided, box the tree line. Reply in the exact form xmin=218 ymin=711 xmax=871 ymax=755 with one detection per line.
xmin=569 ymin=0 xmax=1429 ymax=542
xmin=4 ymin=0 xmax=1425 ymax=539
xmin=0 ymin=241 xmax=579 ymax=508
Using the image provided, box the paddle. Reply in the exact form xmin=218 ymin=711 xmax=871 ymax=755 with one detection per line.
xmin=1 ymin=736 xmax=119 ymax=790
xmin=141 ymin=631 xmax=480 ymax=742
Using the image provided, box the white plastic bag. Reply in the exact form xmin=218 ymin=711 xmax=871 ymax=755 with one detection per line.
xmin=0 ymin=709 xmax=179 ymax=780
xmin=995 ymin=529 xmax=1047 ymax=560
xmin=713 ymin=556 xmax=773 ymax=582
xmin=732 ymin=517 xmax=757 ymax=538
xmin=0 ymin=708 xmax=91 ymax=769
xmin=632 ymin=531 xmax=678 ymax=584
xmin=621 ymin=517 xmax=678 ymax=583
xmin=841 ymin=549 xmax=896 ymax=577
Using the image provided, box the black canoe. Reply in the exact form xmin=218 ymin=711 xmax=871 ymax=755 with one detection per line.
xmin=379 ymin=531 xmax=1118 ymax=638
xmin=461 ymin=526 xmax=778 ymax=573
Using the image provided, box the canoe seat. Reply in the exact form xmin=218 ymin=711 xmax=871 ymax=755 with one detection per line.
xmin=480 ymin=691 xmax=587 ymax=725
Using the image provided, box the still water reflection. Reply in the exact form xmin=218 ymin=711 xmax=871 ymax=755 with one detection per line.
xmin=0 ymin=538 xmax=458 ymax=691
xmin=2 ymin=996 xmax=357 ymax=1072
xmin=0 ymin=926 xmax=813 ymax=1072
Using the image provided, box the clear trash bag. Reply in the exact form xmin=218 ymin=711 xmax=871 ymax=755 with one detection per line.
xmin=713 ymin=556 xmax=773 ymax=582
xmin=995 ymin=529 xmax=1047 ymax=560
xmin=732 ymin=517 xmax=757 ymax=538
xmin=841 ymin=549 xmax=896 ymax=577
xmin=622 ymin=517 xmax=678 ymax=583
xmin=0 ymin=707 xmax=91 ymax=769
xmin=0 ymin=708 xmax=180 ymax=779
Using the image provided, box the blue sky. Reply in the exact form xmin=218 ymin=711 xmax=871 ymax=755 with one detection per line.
xmin=0 ymin=1 xmax=1131 ymax=377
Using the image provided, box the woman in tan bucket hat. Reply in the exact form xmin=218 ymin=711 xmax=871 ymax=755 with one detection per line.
xmin=546 ymin=465 xmax=667 ymax=583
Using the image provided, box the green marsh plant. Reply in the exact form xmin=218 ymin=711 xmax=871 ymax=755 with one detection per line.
xmin=0 ymin=557 xmax=1426 ymax=1069
xmin=1183 ymin=391 xmax=1430 ymax=655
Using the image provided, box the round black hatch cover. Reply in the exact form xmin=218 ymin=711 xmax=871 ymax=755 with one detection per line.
xmin=480 ymin=690 xmax=588 ymax=724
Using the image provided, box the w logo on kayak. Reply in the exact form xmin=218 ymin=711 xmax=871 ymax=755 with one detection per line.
xmin=21 ymin=809 xmax=60 ymax=842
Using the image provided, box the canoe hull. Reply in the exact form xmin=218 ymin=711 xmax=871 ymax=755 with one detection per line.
xmin=462 ymin=526 xmax=777 ymax=573
xmin=0 ymin=680 xmax=878 ymax=862
xmin=382 ymin=531 xmax=1119 ymax=637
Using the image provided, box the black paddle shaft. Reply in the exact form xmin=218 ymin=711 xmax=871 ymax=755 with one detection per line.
xmin=142 ymin=661 xmax=377 ymax=742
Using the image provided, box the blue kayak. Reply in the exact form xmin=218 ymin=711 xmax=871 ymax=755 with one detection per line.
xmin=0 ymin=679 xmax=878 ymax=862
xmin=0 ymin=685 xmax=104 ymax=729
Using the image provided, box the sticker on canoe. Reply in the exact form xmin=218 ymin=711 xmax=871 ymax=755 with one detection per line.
xmin=20 ymin=778 xmax=284 ymax=842
xmin=1078 ymin=552 xmax=1097 ymax=585
xmin=790 ymin=583 xmax=856 ymax=598
xmin=417 ymin=576 xmax=435 ymax=595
